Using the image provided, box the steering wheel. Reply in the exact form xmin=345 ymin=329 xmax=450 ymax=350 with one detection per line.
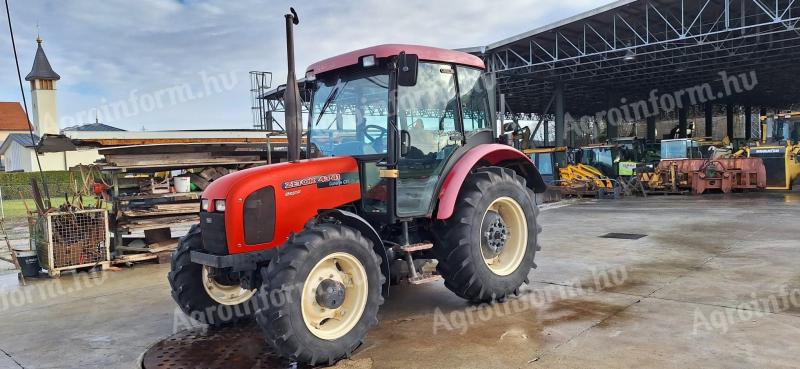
xmin=364 ymin=124 xmax=387 ymax=145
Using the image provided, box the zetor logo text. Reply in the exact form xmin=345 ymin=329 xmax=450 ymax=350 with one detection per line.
xmin=282 ymin=174 xmax=342 ymax=190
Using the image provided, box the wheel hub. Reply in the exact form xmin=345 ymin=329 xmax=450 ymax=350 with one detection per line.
xmin=202 ymin=266 xmax=257 ymax=306
xmin=301 ymin=252 xmax=369 ymax=340
xmin=479 ymin=197 xmax=529 ymax=276
xmin=315 ymin=279 xmax=346 ymax=309
xmin=482 ymin=211 xmax=508 ymax=256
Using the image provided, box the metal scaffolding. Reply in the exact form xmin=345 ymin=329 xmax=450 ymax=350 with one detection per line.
xmin=252 ymin=77 xmax=311 ymax=132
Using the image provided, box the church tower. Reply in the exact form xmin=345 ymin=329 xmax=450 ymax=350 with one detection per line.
xmin=25 ymin=36 xmax=60 ymax=136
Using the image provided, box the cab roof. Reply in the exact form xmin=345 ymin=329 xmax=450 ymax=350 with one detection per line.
xmin=306 ymin=44 xmax=485 ymax=75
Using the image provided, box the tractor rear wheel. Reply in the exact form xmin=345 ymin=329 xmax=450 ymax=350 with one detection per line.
xmin=255 ymin=224 xmax=384 ymax=366
xmin=433 ymin=167 xmax=540 ymax=303
xmin=168 ymin=224 xmax=258 ymax=326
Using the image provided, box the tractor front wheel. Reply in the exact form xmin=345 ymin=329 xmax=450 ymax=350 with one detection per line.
xmin=434 ymin=167 xmax=540 ymax=302
xmin=255 ymin=224 xmax=384 ymax=366
xmin=168 ymin=224 xmax=258 ymax=326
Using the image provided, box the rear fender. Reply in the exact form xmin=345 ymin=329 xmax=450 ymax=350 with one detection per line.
xmin=317 ymin=209 xmax=391 ymax=297
xmin=436 ymin=144 xmax=546 ymax=220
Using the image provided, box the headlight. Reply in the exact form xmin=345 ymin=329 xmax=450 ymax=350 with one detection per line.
xmin=214 ymin=200 xmax=226 ymax=212
xmin=201 ymin=199 xmax=209 ymax=211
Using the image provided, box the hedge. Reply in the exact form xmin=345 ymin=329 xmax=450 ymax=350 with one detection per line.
xmin=0 ymin=171 xmax=96 ymax=200
xmin=0 ymin=171 xmax=74 ymax=186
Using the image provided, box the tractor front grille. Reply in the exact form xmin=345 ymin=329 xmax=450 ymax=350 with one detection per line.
xmin=200 ymin=211 xmax=228 ymax=255
xmin=244 ymin=186 xmax=276 ymax=245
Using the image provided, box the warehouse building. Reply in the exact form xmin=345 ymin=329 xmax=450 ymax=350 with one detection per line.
xmin=461 ymin=0 xmax=800 ymax=147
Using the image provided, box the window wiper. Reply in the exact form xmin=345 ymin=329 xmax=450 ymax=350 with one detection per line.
xmin=313 ymin=86 xmax=339 ymax=127
xmin=313 ymin=80 xmax=348 ymax=127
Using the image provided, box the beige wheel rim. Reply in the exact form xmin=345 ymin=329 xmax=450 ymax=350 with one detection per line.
xmin=202 ymin=266 xmax=256 ymax=306
xmin=301 ymin=252 xmax=369 ymax=340
xmin=480 ymin=197 xmax=528 ymax=276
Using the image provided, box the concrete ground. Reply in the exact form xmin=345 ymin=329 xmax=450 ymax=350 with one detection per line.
xmin=0 ymin=192 xmax=798 ymax=369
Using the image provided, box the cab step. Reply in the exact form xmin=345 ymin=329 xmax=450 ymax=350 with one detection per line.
xmin=408 ymin=274 xmax=443 ymax=285
xmin=393 ymin=242 xmax=433 ymax=253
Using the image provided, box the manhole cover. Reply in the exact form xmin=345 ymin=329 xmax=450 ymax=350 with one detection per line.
xmin=141 ymin=321 xmax=311 ymax=369
xmin=600 ymin=233 xmax=647 ymax=240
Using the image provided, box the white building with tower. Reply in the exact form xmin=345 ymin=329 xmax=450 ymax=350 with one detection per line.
xmin=0 ymin=37 xmax=107 ymax=172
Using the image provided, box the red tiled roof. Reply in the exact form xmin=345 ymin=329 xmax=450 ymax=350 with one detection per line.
xmin=0 ymin=102 xmax=32 ymax=131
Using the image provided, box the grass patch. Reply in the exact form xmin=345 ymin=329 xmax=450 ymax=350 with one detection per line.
xmin=0 ymin=198 xmax=97 ymax=220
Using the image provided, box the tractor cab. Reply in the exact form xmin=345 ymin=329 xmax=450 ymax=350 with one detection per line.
xmin=575 ymin=144 xmax=616 ymax=177
xmin=525 ymin=146 xmax=569 ymax=185
xmin=575 ymin=138 xmax=656 ymax=178
xmin=762 ymin=113 xmax=800 ymax=145
xmin=661 ymin=138 xmax=704 ymax=160
xmin=305 ymin=45 xmax=496 ymax=221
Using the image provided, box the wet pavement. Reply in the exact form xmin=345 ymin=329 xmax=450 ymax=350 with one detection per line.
xmin=1 ymin=192 xmax=799 ymax=368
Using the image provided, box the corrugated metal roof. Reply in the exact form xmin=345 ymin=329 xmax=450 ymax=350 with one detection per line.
xmin=62 ymin=123 xmax=125 ymax=132
xmin=6 ymin=133 xmax=40 ymax=147
xmin=0 ymin=132 xmax=40 ymax=156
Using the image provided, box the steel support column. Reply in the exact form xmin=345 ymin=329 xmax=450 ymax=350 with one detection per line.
xmin=499 ymin=93 xmax=506 ymax=136
xmin=727 ymin=103 xmax=735 ymax=139
xmin=488 ymin=72 xmax=497 ymax=133
xmin=678 ymin=106 xmax=688 ymax=138
xmin=705 ymin=103 xmax=714 ymax=138
xmin=607 ymin=92 xmax=618 ymax=140
xmin=554 ymin=82 xmax=565 ymax=146
xmin=544 ymin=118 xmax=550 ymax=146
xmin=647 ymin=115 xmax=656 ymax=142
xmin=745 ymin=105 xmax=752 ymax=140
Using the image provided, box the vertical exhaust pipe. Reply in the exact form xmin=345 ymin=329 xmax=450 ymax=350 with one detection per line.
xmin=284 ymin=8 xmax=301 ymax=162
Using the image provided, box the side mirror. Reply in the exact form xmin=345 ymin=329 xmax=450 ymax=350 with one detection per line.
xmin=400 ymin=130 xmax=411 ymax=156
xmin=397 ymin=52 xmax=419 ymax=87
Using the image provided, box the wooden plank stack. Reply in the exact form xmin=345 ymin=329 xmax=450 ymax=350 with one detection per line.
xmin=98 ymin=142 xmax=293 ymax=266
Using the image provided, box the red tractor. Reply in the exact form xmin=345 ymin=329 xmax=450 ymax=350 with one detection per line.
xmin=169 ymin=9 xmax=546 ymax=366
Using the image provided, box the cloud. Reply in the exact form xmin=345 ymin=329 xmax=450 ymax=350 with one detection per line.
xmin=0 ymin=0 xmax=600 ymax=131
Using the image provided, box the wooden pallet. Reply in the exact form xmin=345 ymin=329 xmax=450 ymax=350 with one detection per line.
xmin=45 ymin=261 xmax=111 ymax=278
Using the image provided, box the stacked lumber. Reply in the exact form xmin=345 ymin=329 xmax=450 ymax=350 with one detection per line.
xmin=122 ymin=214 xmax=199 ymax=230
xmin=139 ymin=178 xmax=170 ymax=194
xmin=116 ymin=238 xmax=179 ymax=254
xmin=123 ymin=203 xmax=198 ymax=217
xmin=184 ymin=166 xmax=232 ymax=190
xmin=114 ymin=237 xmax=180 ymax=266
xmin=99 ymin=142 xmax=291 ymax=263
xmin=97 ymin=143 xmax=281 ymax=169
xmin=106 ymin=152 xmax=262 ymax=167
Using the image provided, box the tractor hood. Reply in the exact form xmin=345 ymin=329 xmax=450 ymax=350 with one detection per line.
xmin=202 ymin=156 xmax=362 ymax=253
xmin=203 ymin=156 xmax=359 ymax=201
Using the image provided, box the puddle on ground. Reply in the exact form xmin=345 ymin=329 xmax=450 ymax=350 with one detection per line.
xmin=142 ymin=281 xmax=635 ymax=369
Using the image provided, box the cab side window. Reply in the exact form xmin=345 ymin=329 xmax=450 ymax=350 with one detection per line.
xmin=457 ymin=67 xmax=492 ymax=137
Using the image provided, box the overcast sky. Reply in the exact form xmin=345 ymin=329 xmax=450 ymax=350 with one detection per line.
xmin=0 ymin=0 xmax=600 ymax=131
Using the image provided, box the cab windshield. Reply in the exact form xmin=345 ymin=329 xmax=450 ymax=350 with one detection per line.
xmin=580 ymin=147 xmax=614 ymax=174
xmin=308 ymin=67 xmax=390 ymax=157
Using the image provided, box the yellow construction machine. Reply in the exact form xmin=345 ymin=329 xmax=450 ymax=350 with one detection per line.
xmin=526 ymin=147 xmax=615 ymax=195
xmin=735 ymin=113 xmax=800 ymax=190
